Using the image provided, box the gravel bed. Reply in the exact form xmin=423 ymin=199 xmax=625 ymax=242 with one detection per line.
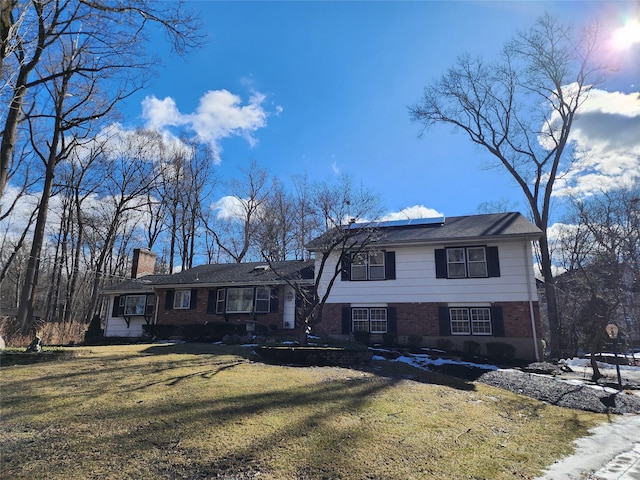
xmin=476 ymin=369 xmax=640 ymax=415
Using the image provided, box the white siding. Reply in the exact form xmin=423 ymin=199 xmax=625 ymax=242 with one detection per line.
xmin=318 ymin=240 xmax=538 ymax=304
xmin=104 ymin=295 xmax=147 ymax=337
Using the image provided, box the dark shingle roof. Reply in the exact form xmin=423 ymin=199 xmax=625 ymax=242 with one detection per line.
xmin=144 ymin=260 xmax=313 ymax=288
xmin=306 ymin=212 xmax=542 ymax=251
xmin=102 ymin=275 xmax=165 ymax=294
xmin=103 ymin=260 xmax=314 ymax=293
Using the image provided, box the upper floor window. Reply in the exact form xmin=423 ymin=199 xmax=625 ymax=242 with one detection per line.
xmin=447 ymin=247 xmax=487 ymax=278
xmin=342 ymin=251 xmax=396 ymax=281
xmin=173 ymin=290 xmax=192 ymax=309
xmin=435 ymin=246 xmax=500 ymax=279
xmin=351 ymin=251 xmax=385 ymax=280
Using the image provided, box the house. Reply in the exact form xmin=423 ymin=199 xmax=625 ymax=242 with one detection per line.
xmin=305 ymin=212 xmax=543 ymax=361
xmin=103 ymin=248 xmax=314 ymax=338
xmin=103 ymin=248 xmax=163 ymax=337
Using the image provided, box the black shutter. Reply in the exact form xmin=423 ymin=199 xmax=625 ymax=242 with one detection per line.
xmin=438 ymin=306 xmax=451 ymax=336
xmin=207 ymin=290 xmax=216 ymax=314
xmin=340 ymin=253 xmax=352 ymax=281
xmin=270 ymin=287 xmax=279 ymax=312
xmin=112 ymin=296 xmax=121 ymax=317
xmin=165 ymin=290 xmax=175 ymax=310
xmin=387 ymin=307 xmax=397 ymax=334
xmin=487 ymin=247 xmax=501 ymax=277
xmin=435 ymin=249 xmax=447 ymax=278
xmin=385 ymin=251 xmax=396 ymax=280
xmin=190 ymin=289 xmax=198 ymax=309
xmin=491 ymin=306 xmax=505 ymax=337
xmin=341 ymin=307 xmax=351 ymax=334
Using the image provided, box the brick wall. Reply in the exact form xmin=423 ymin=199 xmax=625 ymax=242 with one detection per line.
xmin=156 ymin=286 xmax=286 ymax=331
xmin=131 ymin=249 xmax=156 ymax=278
xmin=316 ymin=300 xmax=542 ymax=360
xmin=316 ymin=301 xmax=541 ymax=339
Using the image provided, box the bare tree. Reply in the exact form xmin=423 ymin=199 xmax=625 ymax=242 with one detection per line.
xmin=255 ymin=179 xmax=296 ymax=262
xmin=5 ymin=0 xmax=202 ymax=335
xmin=0 ymin=0 xmax=202 ymax=204
xmin=207 ymin=160 xmax=270 ymax=263
xmin=265 ymin=174 xmax=383 ymax=343
xmin=410 ymin=14 xmax=608 ymax=358
xmin=83 ymin=129 xmax=161 ymax=324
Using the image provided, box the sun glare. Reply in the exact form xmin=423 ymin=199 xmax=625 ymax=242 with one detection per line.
xmin=612 ymin=19 xmax=640 ymax=50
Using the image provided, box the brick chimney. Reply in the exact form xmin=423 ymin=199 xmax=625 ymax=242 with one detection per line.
xmin=131 ymin=248 xmax=156 ymax=279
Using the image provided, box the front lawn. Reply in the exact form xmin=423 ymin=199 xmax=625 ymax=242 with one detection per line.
xmin=0 ymin=343 xmax=605 ymax=479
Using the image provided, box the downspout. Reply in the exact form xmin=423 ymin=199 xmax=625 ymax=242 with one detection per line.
xmin=154 ymin=294 xmax=160 ymax=325
xmin=524 ymin=241 xmax=540 ymax=361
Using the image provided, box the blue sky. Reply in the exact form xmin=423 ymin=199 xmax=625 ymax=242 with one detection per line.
xmin=119 ymin=0 xmax=640 ymax=221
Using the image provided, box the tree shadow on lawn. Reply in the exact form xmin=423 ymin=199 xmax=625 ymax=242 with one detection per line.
xmin=2 ymin=362 xmax=406 ymax=479
xmin=141 ymin=342 xmax=482 ymax=393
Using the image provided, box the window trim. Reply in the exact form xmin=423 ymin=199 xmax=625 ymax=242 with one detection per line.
xmin=124 ymin=294 xmax=147 ymax=316
xmin=444 ymin=246 xmax=489 ymax=279
xmin=449 ymin=307 xmax=493 ymax=336
xmin=215 ymin=289 xmax=226 ymax=314
xmin=351 ymin=307 xmax=388 ymax=334
xmin=254 ymin=287 xmax=271 ymax=314
xmin=351 ymin=251 xmax=386 ymax=281
xmin=173 ymin=290 xmax=192 ymax=310
xmin=225 ymin=287 xmax=255 ymax=313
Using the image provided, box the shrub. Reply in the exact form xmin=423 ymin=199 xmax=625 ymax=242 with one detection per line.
xmin=486 ymin=341 xmax=516 ymax=362
xmin=407 ymin=335 xmax=423 ymax=349
xmin=463 ymin=340 xmax=481 ymax=357
xmin=142 ymin=322 xmax=245 ymax=342
xmin=436 ymin=338 xmax=454 ymax=352
xmin=84 ymin=315 xmax=103 ymax=343
xmin=382 ymin=333 xmax=396 ymax=348
xmin=352 ymin=331 xmax=371 ymax=345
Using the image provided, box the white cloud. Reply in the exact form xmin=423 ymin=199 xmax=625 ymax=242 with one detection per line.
xmin=551 ymin=87 xmax=640 ymax=197
xmin=331 ymin=161 xmax=341 ymax=175
xmin=141 ymin=89 xmax=270 ymax=163
xmin=380 ymin=205 xmax=444 ymax=221
xmin=211 ymin=196 xmax=247 ymax=221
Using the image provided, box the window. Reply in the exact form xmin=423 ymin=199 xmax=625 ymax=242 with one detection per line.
xmin=351 ymin=251 xmax=386 ymax=281
xmin=351 ymin=307 xmax=388 ymax=333
xmin=216 ymin=289 xmax=226 ymax=314
xmin=466 ymin=248 xmax=488 ymax=277
xmin=449 ymin=307 xmax=492 ymax=336
xmin=226 ymin=287 xmax=254 ymax=313
xmin=449 ymin=307 xmax=470 ymax=334
xmin=436 ymin=246 xmax=498 ymax=279
xmin=124 ymin=295 xmax=146 ymax=315
xmin=215 ymin=287 xmax=274 ymax=314
xmin=254 ymin=287 xmax=271 ymax=313
xmin=447 ymin=247 xmax=487 ymax=278
xmin=113 ymin=294 xmax=154 ymax=317
xmin=174 ymin=290 xmax=192 ymax=309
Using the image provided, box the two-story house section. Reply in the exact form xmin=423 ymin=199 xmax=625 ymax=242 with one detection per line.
xmin=306 ymin=212 xmax=543 ymax=361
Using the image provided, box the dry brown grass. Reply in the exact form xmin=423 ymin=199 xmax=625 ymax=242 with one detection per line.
xmin=0 ymin=343 xmax=606 ymax=479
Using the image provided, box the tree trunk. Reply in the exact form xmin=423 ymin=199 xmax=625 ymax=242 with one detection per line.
xmin=539 ymin=235 xmax=561 ymax=359
xmin=16 ymin=161 xmax=56 ymax=333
